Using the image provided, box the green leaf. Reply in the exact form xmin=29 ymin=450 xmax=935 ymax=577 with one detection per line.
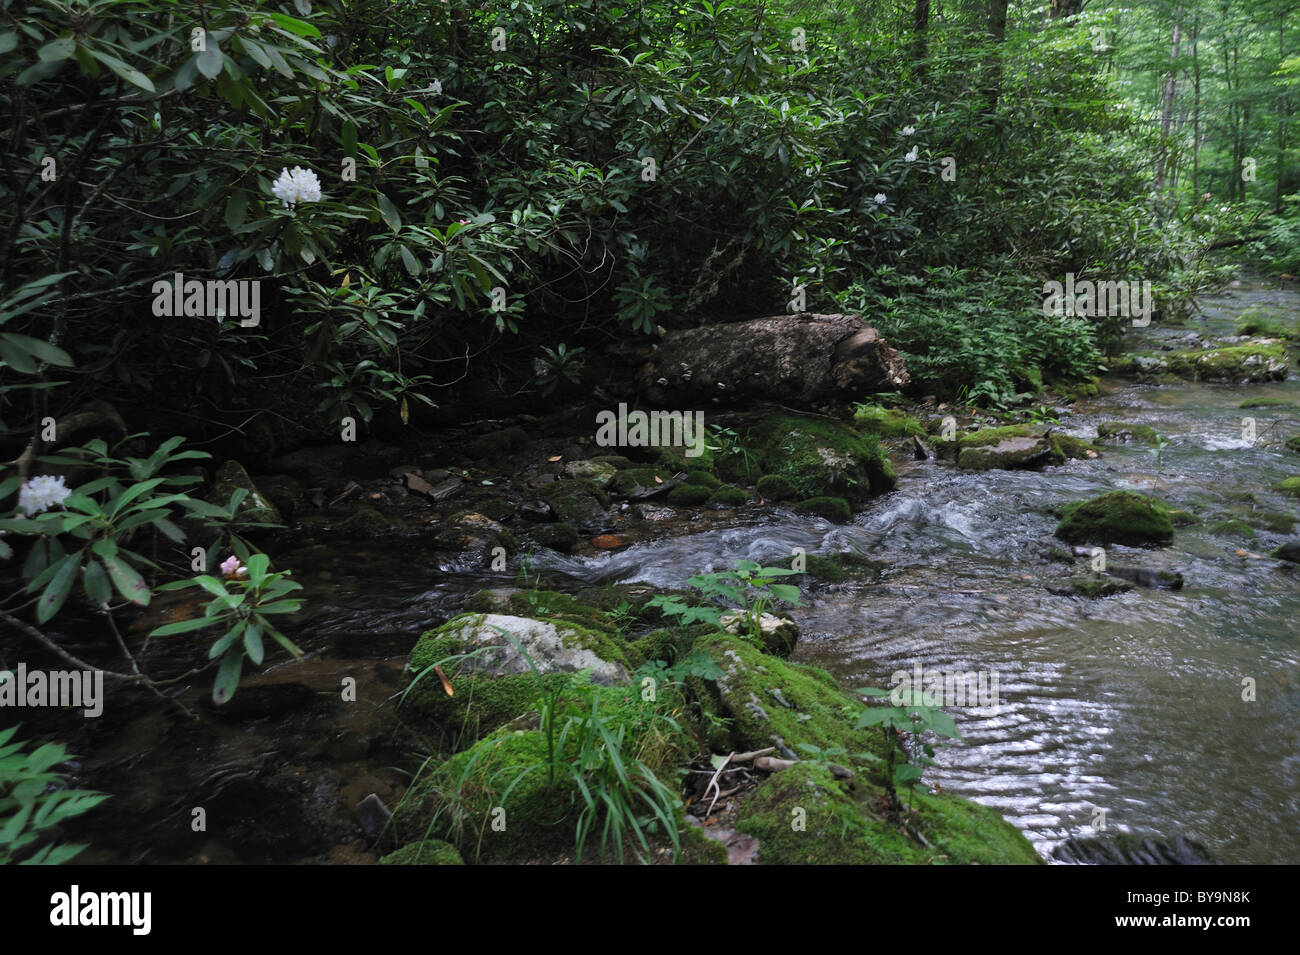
xmin=213 ymin=646 xmax=244 ymax=704
xmin=88 ymin=49 xmax=155 ymax=92
xmin=36 ymin=555 xmax=79 ymax=623
xmin=0 ymin=33 xmax=18 ymax=55
xmin=399 ymin=245 xmax=421 ymax=276
xmin=243 ymin=622 xmax=264 ymax=665
xmin=267 ymin=13 xmax=322 ymax=38
xmin=196 ymin=39 xmax=223 ymax=80
xmin=82 ymin=559 xmax=112 ymax=605
xmin=101 ymin=552 xmax=150 ymax=606
xmin=37 ymin=36 xmax=75 ymax=62
xmin=148 ymin=615 xmax=219 ymax=637
xmin=376 ymin=192 xmax=402 ymax=231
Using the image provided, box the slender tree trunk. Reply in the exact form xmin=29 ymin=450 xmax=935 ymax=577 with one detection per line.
xmin=1192 ymin=13 xmax=1201 ymax=196
xmin=1155 ymin=14 xmax=1184 ymax=190
xmin=912 ymin=0 xmax=930 ymax=77
xmin=984 ymin=0 xmax=1008 ymax=112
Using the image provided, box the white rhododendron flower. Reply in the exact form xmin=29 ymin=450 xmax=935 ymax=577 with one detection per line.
xmin=904 ymin=148 xmax=918 ymax=163
xmin=271 ymin=166 xmax=323 ymax=206
xmin=901 ymin=125 xmax=915 ymax=136
xmin=874 ymin=193 xmax=887 ymax=204
xmin=19 ymin=475 xmax=72 ymax=516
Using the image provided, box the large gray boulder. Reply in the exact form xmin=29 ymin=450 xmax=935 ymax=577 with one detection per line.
xmin=638 ymin=313 xmax=908 ymax=407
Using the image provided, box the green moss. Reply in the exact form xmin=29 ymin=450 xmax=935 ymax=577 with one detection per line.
xmin=801 ymin=552 xmax=884 ymax=583
xmin=707 ymin=486 xmax=750 ymax=507
xmin=392 ymin=682 xmax=691 ymax=864
xmin=667 ymin=484 xmax=712 ymax=505
xmin=656 ymin=444 xmax=715 ymax=472
xmin=466 ymin=427 xmax=528 ymax=459
xmin=941 ymin=425 xmax=1095 ymax=470
xmin=538 ymin=480 xmax=610 ymax=529
xmin=685 ymin=469 xmax=720 ymax=488
xmin=1248 ymin=510 xmax=1296 ymax=533
xmin=741 ymin=415 xmax=896 ymax=502
xmin=735 ymin=762 xmax=1041 ymax=865
xmin=678 ymin=822 xmax=730 ymax=865
xmin=794 ymin=496 xmax=852 ymax=522
xmin=1238 ymin=398 xmax=1295 ymax=409
xmin=529 ymin=523 xmax=580 ymax=552
xmin=755 ymin=474 xmax=798 ymax=501
xmin=686 ymin=634 xmax=1041 ymax=865
xmin=1096 ymin=421 xmax=1161 ymax=445
xmin=1045 ymin=577 xmax=1133 ymax=598
xmin=1164 ymin=344 xmax=1289 ymax=382
xmin=1054 ymin=491 xmax=1175 ymax=546
xmin=611 ymin=467 xmax=674 ymax=498
xmin=1207 ymin=519 xmax=1255 ymax=539
xmin=335 ymin=505 xmax=397 ymax=538
xmin=587 ymin=454 xmax=636 ymax=469
xmin=853 ymin=404 xmax=925 ymax=438
xmin=1236 ymin=318 xmax=1294 ymax=338
xmin=1287 ymin=436 xmax=1300 ymax=455
xmin=1276 ymin=477 xmax=1300 ymax=498
xmin=379 ymin=840 xmax=466 ymax=865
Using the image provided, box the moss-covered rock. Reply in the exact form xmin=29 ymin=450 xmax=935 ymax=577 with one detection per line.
xmin=1207 ymin=518 xmax=1255 ymax=540
xmin=1287 ymin=436 xmax=1300 ymax=456
xmin=685 ymin=470 xmax=720 ymax=488
xmin=538 ymin=480 xmax=611 ymax=533
xmin=853 ymin=404 xmax=925 ymax=438
xmin=1162 ymin=344 xmax=1289 ymax=382
xmin=1236 ymin=317 xmax=1294 ymax=338
xmin=735 ymin=762 xmax=1041 ymax=865
xmin=686 ymin=634 xmax=1041 ymax=865
xmin=610 ymin=467 xmax=675 ymax=499
xmin=529 ymin=522 xmax=580 ymax=552
xmin=707 ymin=486 xmax=749 ymax=507
xmin=1045 ymin=577 xmax=1134 ymax=598
xmin=667 ymin=484 xmax=712 ymax=505
xmin=1238 ymin=398 xmax=1295 ymax=410
xmin=562 ymin=460 xmax=618 ymax=489
xmin=587 ymin=454 xmax=637 ymax=470
xmin=333 ymin=505 xmax=398 ymax=538
xmin=801 ymin=552 xmax=885 ymax=583
xmin=1276 ymin=477 xmax=1300 ymax=498
xmin=1248 ymin=511 xmax=1296 ymax=533
xmin=794 ymin=496 xmax=852 ymax=522
xmin=755 ymin=474 xmax=798 ymax=501
xmin=379 ymin=840 xmax=466 ymax=865
xmin=1096 ymin=422 xmax=1161 ymax=445
xmin=1271 ymin=540 xmax=1300 ymax=564
xmin=939 ymin=425 xmax=1096 ymax=471
xmin=655 ymin=443 xmax=714 ymax=472
xmin=739 ymin=415 xmax=896 ymax=504
xmin=718 ymin=611 xmax=800 ymax=658
xmin=1054 ymin=491 xmax=1175 ymax=547
xmin=436 ymin=511 xmax=518 ymax=556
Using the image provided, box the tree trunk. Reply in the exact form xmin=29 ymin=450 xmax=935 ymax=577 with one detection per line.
xmin=1155 ymin=15 xmax=1184 ymax=190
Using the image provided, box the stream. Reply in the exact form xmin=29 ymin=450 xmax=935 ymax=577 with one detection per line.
xmin=54 ymin=275 xmax=1300 ymax=864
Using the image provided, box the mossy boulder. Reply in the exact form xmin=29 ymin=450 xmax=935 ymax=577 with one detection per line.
xmin=686 ymin=634 xmax=1041 ymax=865
xmin=939 ymin=426 xmax=1096 ymax=471
xmin=1271 ymin=540 xmax=1300 ymax=564
xmin=210 ymin=460 xmax=282 ymax=524
xmin=1239 ymin=398 xmax=1295 ymax=410
xmin=402 ymin=612 xmax=642 ymax=743
xmin=1207 ymin=518 xmax=1255 ymax=540
xmin=1054 ymin=491 xmax=1175 ymax=547
xmin=1287 ymin=436 xmax=1300 ymax=455
xmin=1162 ymin=344 xmax=1289 ymax=382
xmin=1236 ymin=317 xmax=1294 ymax=338
xmin=794 ymin=496 xmax=852 ymax=522
xmin=610 ymin=467 xmax=676 ymax=500
xmin=1276 ymin=477 xmax=1300 ymax=498
xmin=562 ymin=460 xmax=618 ymax=489
xmin=1045 ymin=577 xmax=1134 ymax=598
xmin=735 ymin=761 xmax=1041 ymax=865
xmin=435 ymin=511 xmax=518 ymax=557
xmin=587 ymin=454 xmax=636 ymax=469
xmin=853 ymin=404 xmax=925 ymax=438
xmin=737 ymin=415 xmax=896 ymax=504
xmin=334 ymin=505 xmax=398 ymax=539
xmin=379 ymin=840 xmax=465 ymax=865
xmin=667 ymin=484 xmax=712 ymax=506
xmin=1248 ymin=511 xmax=1296 ymax=533
xmin=1096 ymin=422 xmax=1161 ymax=445
xmin=538 ymin=480 xmax=612 ymax=533
xmin=685 ymin=470 xmax=720 ymax=488
xmin=755 ymin=474 xmax=798 ymax=501
xmin=707 ymin=486 xmax=749 ymax=507
xmin=655 ymin=443 xmax=714 ymax=472
xmin=801 ymin=552 xmax=885 ymax=583
xmin=529 ymin=522 xmax=580 ymax=552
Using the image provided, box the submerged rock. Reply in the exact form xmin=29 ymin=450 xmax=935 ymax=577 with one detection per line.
xmin=1052 ymin=833 xmax=1221 ymax=865
xmin=938 ymin=426 xmax=1097 ymax=471
xmin=1271 ymin=540 xmax=1300 ymax=563
xmin=210 ymin=460 xmax=283 ymax=524
xmin=1096 ymin=422 xmax=1161 ymax=445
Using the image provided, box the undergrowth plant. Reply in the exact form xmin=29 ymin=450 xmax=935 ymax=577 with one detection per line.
xmin=647 ymin=559 xmax=803 ymax=646
xmin=0 ymin=726 xmax=108 ymax=865
xmin=855 ymin=687 xmax=963 ymax=811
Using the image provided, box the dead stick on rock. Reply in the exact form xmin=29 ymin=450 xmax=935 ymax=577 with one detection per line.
xmin=705 ymin=752 xmax=734 ymax=817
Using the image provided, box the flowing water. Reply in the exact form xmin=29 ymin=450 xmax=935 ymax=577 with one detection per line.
xmin=53 ymin=276 xmax=1300 ymax=864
